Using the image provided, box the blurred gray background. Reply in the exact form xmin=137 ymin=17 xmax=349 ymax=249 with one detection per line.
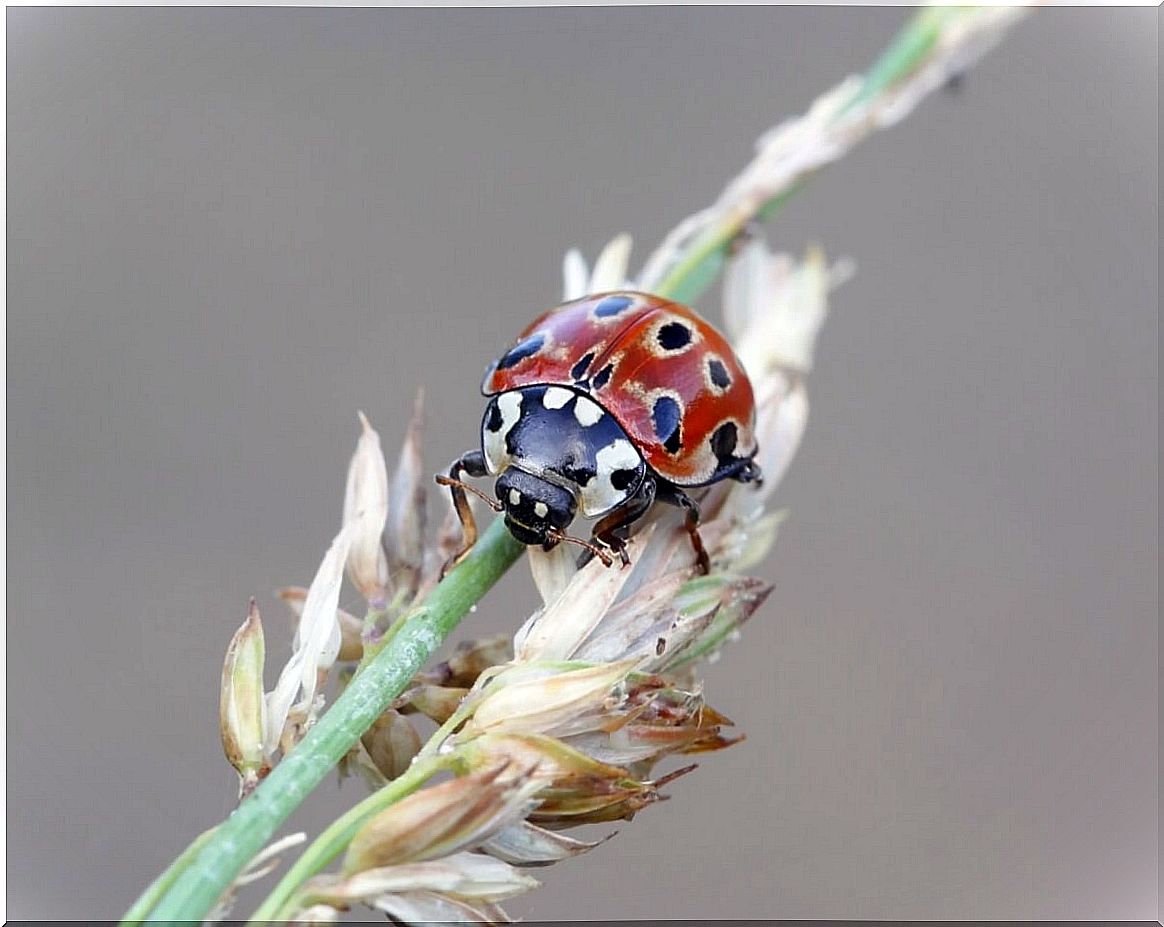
xmin=7 ymin=7 xmax=1158 ymax=921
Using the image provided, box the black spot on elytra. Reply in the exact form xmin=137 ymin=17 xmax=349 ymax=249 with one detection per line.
xmin=570 ymin=352 xmax=595 ymax=381
xmin=657 ymin=321 xmax=692 ymax=351
xmin=710 ymin=422 xmax=738 ymax=463
xmin=592 ymin=363 xmax=614 ymax=389
xmin=652 ymin=396 xmax=683 ymax=454
xmin=594 ymin=295 xmax=633 ymax=318
xmin=485 ymin=401 xmax=503 ymax=433
xmin=708 ymin=358 xmax=732 ymax=390
xmin=496 ymin=333 xmax=545 ymax=370
xmin=611 ymin=468 xmax=638 ymax=491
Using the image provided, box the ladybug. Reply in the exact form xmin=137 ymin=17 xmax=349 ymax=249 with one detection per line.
xmin=436 ymin=291 xmax=761 ymax=574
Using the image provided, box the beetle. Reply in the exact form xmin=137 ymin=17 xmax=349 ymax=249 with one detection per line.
xmin=436 ymin=290 xmax=761 ymax=574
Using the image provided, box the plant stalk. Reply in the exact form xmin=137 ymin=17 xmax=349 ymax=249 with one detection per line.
xmin=128 ymin=519 xmax=521 ymax=923
xmin=120 ymin=827 xmax=218 ymax=926
xmin=651 ymin=6 xmax=972 ymax=306
xmin=248 ymin=752 xmax=458 ymax=923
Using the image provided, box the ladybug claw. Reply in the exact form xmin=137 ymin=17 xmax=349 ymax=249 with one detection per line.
xmin=548 ymin=529 xmax=615 ymax=568
xmin=592 ymin=536 xmax=627 ymax=569
xmin=595 ymin=541 xmax=629 ymax=570
xmin=573 ymin=547 xmax=612 ymax=570
xmin=439 ymin=545 xmax=474 ymax=581
xmin=592 ymin=546 xmax=615 ymax=569
xmin=735 ymin=460 xmax=763 ymax=486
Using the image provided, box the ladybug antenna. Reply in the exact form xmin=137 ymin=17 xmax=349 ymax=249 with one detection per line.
xmin=546 ymin=528 xmax=614 ymax=567
xmin=435 ymin=474 xmax=504 ymax=512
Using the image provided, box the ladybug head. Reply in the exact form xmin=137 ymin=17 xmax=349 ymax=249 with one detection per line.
xmin=495 ymin=467 xmax=578 ymax=547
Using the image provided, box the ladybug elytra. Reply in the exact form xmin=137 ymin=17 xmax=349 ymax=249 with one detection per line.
xmin=437 ymin=291 xmax=761 ymax=574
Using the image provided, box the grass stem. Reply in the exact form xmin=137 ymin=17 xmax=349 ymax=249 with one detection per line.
xmin=127 ymin=520 xmax=521 ymax=923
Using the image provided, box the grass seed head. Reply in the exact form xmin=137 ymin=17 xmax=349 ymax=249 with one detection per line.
xmin=385 ymin=389 xmax=428 ymax=598
xmin=343 ymin=766 xmax=543 ymax=874
xmin=219 ymin=599 xmax=269 ymax=796
xmin=343 ymin=412 xmax=391 ymax=604
xmin=277 ymin=586 xmax=364 ymax=663
xmin=360 ymin=709 xmax=423 ymax=782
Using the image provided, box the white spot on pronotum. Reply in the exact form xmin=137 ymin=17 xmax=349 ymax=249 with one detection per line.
xmin=573 ymin=395 xmax=604 ymax=427
xmin=483 ymin=391 xmax=524 ymax=473
xmin=595 ymin=439 xmax=640 ymax=474
xmin=483 ymin=431 xmax=507 ymax=474
xmin=498 ymin=391 xmax=523 ymax=426
xmin=543 ymin=386 xmax=574 ymax=409
xmin=534 ymin=501 xmax=549 ymax=518
xmin=509 ymin=488 xmax=521 ymax=506
xmin=580 ymin=439 xmax=643 ymax=517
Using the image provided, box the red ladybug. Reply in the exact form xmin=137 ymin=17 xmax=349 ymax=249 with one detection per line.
xmin=437 ymin=291 xmax=761 ymax=573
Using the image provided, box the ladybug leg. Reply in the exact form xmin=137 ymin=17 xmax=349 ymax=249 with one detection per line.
xmin=735 ymin=460 xmax=763 ymax=487
xmin=718 ymin=457 xmax=763 ymax=486
xmin=435 ymin=450 xmax=490 ymax=576
xmin=588 ymin=477 xmax=657 ymax=569
xmin=655 ymin=482 xmax=711 ymax=575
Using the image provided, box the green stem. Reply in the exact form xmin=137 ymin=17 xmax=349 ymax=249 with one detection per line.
xmin=248 ymin=752 xmax=457 ymax=923
xmin=130 ymin=518 xmax=522 ymax=923
xmin=847 ymin=5 xmax=962 ymax=111
xmin=120 ymin=826 xmax=217 ymax=926
xmin=359 ymin=607 xmax=408 ymax=666
xmin=652 ymin=6 xmax=967 ymax=306
xmin=654 ymin=186 xmax=801 ymax=304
